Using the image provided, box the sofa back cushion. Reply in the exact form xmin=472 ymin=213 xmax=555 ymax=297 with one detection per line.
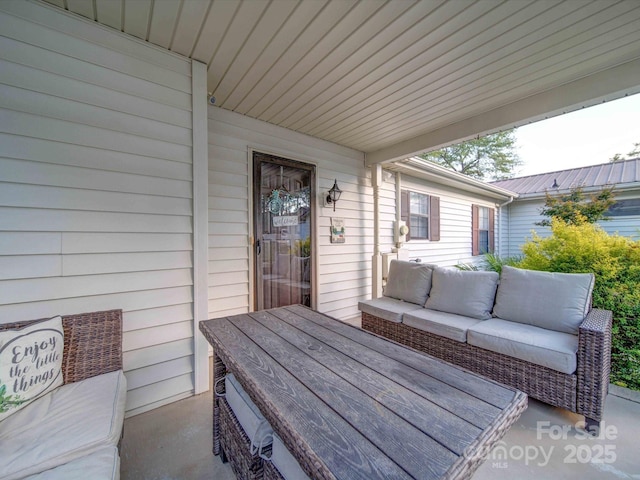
xmin=493 ymin=266 xmax=594 ymax=334
xmin=384 ymin=260 xmax=435 ymax=305
xmin=425 ymin=268 xmax=499 ymax=320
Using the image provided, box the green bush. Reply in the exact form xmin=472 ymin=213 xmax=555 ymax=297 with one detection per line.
xmin=518 ymin=219 xmax=640 ymax=390
xmin=456 ymin=252 xmax=521 ymax=274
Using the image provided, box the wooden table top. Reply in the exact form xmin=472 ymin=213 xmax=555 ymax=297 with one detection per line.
xmin=200 ymin=305 xmax=527 ymax=480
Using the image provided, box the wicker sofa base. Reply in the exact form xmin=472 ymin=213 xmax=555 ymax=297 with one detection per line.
xmin=219 ymin=396 xmax=272 ymax=480
xmin=362 ymin=311 xmax=609 ymax=425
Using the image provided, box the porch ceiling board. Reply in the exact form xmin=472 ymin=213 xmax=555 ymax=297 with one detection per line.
xmin=41 ymin=0 xmax=640 ymax=162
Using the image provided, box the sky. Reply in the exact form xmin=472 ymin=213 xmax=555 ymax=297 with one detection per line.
xmin=514 ymin=93 xmax=640 ymax=177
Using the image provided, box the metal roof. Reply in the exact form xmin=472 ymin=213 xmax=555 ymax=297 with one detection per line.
xmin=40 ymin=0 xmax=640 ymax=163
xmin=490 ymin=158 xmax=640 ymax=195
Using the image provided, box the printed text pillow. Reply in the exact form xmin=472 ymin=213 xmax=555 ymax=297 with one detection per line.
xmin=0 ymin=316 xmax=64 ymax=421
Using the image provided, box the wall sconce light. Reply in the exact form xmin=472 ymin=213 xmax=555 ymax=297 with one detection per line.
xmin=326 ymin=179 xmax=342 ymax=212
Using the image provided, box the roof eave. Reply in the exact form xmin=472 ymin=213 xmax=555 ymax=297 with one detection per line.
xmin=389 ymin=157 xmax=518 ymax=201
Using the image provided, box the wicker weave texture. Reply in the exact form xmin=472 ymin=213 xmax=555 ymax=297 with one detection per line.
xmin=362 ymin=308 xmax=612 ymax=422
xmin=263 ymin=461 xmax=285 ymax=480
xmin=219 ymin=397 xmax=270 ymax=480
xmin=0 ymin=309 xmax=123 ymax=385
xmin=577 ymin=309 xmax=613 ymax=421
xmin=213 ymin=354 xmax=227 ymax=456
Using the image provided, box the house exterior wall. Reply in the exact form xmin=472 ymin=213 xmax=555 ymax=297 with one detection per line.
xmin=502 ymin=191 xmax=640 ymax=258
xmin=394 ymin=175 xmax=501 ymax=266
xmin=207 ymin=107 xmax=369 ymax=320
xmin=0 ymin=1 xmax=207 ymax=416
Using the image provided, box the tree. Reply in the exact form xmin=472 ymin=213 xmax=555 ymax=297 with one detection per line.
xmin=419 ymin=130 xmax=521 ymax=181
xmin=610 ymin=141 xmax=640 ymax=162
xmin=535 ymin=185 xmax=615 ymax=226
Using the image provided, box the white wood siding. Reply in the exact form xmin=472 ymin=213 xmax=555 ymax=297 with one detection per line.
xmin=0 ymin=1 xmax=201 ymax=417
xmin=207 ymin=107 xmax=368 ymax=320
xmin=396 ymin=175 xmax=500 ymax=267
xmin=503 ymin=194 xmax=640 ymax=257
xmin=501 ymin=201 xmax=549 ymax=258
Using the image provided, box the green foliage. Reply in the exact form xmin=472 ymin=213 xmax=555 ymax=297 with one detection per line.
xmin=610 ymin=141 xmax=640 ymax=162
xmin=291 ymin=237 xmax=311 ymax=257
xmin=518 ymin=219 xmax=640 ymax=390
xmin=456 ymin=253 xmax=522 ymax=274
xmin=536 ymin=185 xmax=616 ymax=227
xmin=0 ymin=382 xmax=24 ymax=413
xmin=419 ymin=130 xmax=522 ymax=181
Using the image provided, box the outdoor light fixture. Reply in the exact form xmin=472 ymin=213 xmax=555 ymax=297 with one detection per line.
xmin=326 ymin=179 xmax=342 ymax=212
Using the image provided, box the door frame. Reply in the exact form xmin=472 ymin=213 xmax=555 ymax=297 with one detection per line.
xmin=248 ymin=148 xmax=318 ymax=312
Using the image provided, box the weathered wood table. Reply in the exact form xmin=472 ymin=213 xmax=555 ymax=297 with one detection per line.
xmin=199 ymin=305 xmax=527 ymax=480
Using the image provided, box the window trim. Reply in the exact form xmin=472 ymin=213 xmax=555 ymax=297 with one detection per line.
xmin=472 ymin=204 xmax=494 ymax=256
xmin=401 ymin=189 xmax=440 ymax=242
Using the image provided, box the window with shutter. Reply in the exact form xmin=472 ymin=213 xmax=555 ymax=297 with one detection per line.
xmin=472 ymin=205 xmax=494 ymax=255
xmin=400 ymin=189 xmax=440 ymax=241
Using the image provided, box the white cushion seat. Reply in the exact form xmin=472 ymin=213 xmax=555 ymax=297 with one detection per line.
xmin=467 ymin=319 xmax=579 ymax=374
xmin=19 ymin=446 xmax=120 ymax=480
xmin=270 ymin=434 xmax=310 ymax=480
xmin=0 ymin=370 xmax=127 ymax=480
xmin=358 ymin=297 xmax=424 ymax=323
xmin=403 ymin=309 xmax=483 ymax=342
xmin=225 ymin=374 xmax=273 ymax=453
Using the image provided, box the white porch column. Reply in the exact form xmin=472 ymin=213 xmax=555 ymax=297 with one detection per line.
xmin=192 ymin=60 xmax=210 ymax=394
xmin=371 ymin=164 xmax=383 ymax=298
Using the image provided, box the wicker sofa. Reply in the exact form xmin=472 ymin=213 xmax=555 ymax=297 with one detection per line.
xmin=0 ymin=310 xmax=126 ymax=480
xmin=359 ymin=261 xmax=612 ymax=431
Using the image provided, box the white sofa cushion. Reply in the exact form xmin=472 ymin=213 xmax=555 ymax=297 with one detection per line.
xmin=358 ymin=297 xmax=424 ymax=323
xmin=270 ymin=434 xmax=310 ymax=480
xmin=493 ymin=266 xmax=594 ymax=334
xmin=468 ymin=319 xmax=579 ymax=374
xmin=383 ymin=260 xmax=434 ymax=306
xmin=403 ymin=309 xmax=482 ymax=343
xmin=0 ymin=370 xmax=127 ymax=480
xmin=20 ymin=446 xmax=120 ymax=480
xmin=0 ymin=316 xmax=64 ymax=421
xmin=225 ymin=373 xmax=273 ymax=453
xmin=425 ymin=268 xmax=499 ymax=320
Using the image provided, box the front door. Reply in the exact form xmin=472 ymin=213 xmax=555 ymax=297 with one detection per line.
xmin=253 ymin=152 xmax=315 ymax=311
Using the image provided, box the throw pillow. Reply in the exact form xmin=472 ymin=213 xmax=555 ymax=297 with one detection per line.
xmin=493 ymin=266 xmax=595 ymax=334
xmin=425 ymin=267 xmax=499 ymax=319
xmin=384 ymin=260 xmax=435 ymax=305
xmin=0 ymin=316 xmax=64 ymax=421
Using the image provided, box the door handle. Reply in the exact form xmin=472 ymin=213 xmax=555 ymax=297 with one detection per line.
xmin=256 ymin=240 xmax=261 ymax=255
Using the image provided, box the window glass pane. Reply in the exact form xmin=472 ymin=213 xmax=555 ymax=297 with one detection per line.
xmin=478 ymin=206 xmax=489 ymax=230
xmin=608 ymin=199 xmax=640 ymax=217
xmin=479 ymin=230 xmax=489 ymax=254
xmin=410 ymin=192 xmax=429 ymax=215
xmin=410 ymin=215 xmax=429 ymax=238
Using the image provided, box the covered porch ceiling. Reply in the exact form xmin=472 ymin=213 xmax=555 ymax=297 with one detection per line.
xmin=42 ymin=0 xmax=640 ymax=165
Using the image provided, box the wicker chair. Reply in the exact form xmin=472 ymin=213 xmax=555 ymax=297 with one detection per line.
xmin=0 ymin=310 xmax=124 ymax=479
xmin=0 ymin=309 xmax=123 ymax=384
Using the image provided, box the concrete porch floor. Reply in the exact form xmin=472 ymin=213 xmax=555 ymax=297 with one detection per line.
xmin=120 ymin=316 xmax=640 ymax=479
